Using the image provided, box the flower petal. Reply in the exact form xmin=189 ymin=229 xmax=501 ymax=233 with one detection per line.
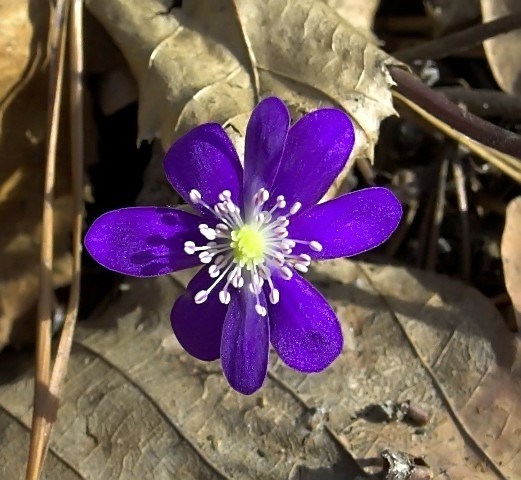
xmin=288 ymin=187 xmax=402 ymax=260
xmin=221 ymin=289 xmax=269 ymax=395
xmin=84 ymin=207 xmax=203 ymax=277
xmin=268 ymin=273 xmax=342 ymax=372
xmin=269 ymin=108 xmax=355 ymax=213
xmin=243 ymin=97 xmax=290 ymax=203
xmin=163 ymin=124 xmax=243 ymax=213
xmin=171 ymin=268 xmax=227 ymax=361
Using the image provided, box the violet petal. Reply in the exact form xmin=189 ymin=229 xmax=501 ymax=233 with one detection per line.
xmin=244 ymin=97 xmax=290 ymax=203
xmin=84 ymin=207 xmax=203 ymax=277
xmin=288 ymin=187 xmax=402 ymax=259
xmin=163 ymin=123 xmax=243 ymax=214
xmin=171 ymin=268 xmax=227 ymax=361
xmin=221 ymin=289 xmax=269 ymax=395
xmin=268 ymin=108 xmax=355 ymax=213
xmin=269 ymin=273 xmax=343 ymax=372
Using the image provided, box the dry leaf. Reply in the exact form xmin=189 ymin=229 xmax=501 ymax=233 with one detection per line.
xmin=501 ymin=196 xmax=521 ymax=328
xmin=324 ymin=0 xmax=381 ymax=41
xmin=84 ymin=0 xmax=400 ymax=181
xmin=0 ymin=260 xmax=519 ymax=479
xmin=481 ymin=0 xmax=521 ymax=97
xmin=0 ymin=0 xmax=72 ymax=351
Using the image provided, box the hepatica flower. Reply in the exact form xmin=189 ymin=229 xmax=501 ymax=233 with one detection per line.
xmin=85 ymin=97 xmax=402 ymax=395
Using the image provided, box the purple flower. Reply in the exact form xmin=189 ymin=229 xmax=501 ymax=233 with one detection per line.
xmin=85 ymin=97 xmax=402 ymax=395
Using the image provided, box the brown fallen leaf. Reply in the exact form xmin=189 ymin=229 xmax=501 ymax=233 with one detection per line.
xmin=0 ymin=0 xmax=73 ymax=351
xmin=324 ymin=0 xmax=381 ymax=41
xmin=501 ymin=196 xmax=521 ymax=329
xmin=0 ymin=260 xmax=519 ymax=479
xmin=84 ymin=0 xmax=401 ymax=195
xmin=481 ymin=0 xmax=521 ymax=97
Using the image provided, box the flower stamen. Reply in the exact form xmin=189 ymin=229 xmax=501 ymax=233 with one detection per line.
xmin=188 ymin=188 xmax=323 ymax=312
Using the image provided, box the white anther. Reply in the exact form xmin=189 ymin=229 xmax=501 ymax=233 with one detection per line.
xmin=275 ymin=216 xmax=289 ymax=227
xmin=218 ymin=190 xmax=231 ymax=201
xmin=274 ymin=226 xmax=287 ymax=235
xmin=294 ymin=264 xmax=308 ymax=273
xmin=249 ymin=282 xmax=262 ymax=294
xmin=194 ymin=290 xmax=208 ymax=304
xmin=215 ymin=223 xmax=229 ymax=234
xmin=269 ymin=289 xmax=280 ymax=304
xmin=310 ymin=241 xmax=323 ymax=252
xmin=232 ymin=275 xmax=244 ymax=289
xmin=289 ymin=202 xmax=302 ymax=215
xmin=276 ymin=195 xmax=286 ymax=208
xmin=184 ymin=241 xmax=196 ymax=255
xmin=273 ymin=252 xmax=285 ymax=266
xmin=255 ymin=304 xmax=267 ymax=316
xmin=219 ymin=290 xmax=231 ymax=305
xmin=215 ymin=203 xmax=227 ymax=215
xmin=281 ymin=239 xmax=295 ymax=251
xmin=208 ymin=265 xmax=220 ymax=278
xmin=299 ymin=254 xmax=311 ymax=265
xmin=199 ymin=251 xmax=213 ymax=264
xmin=226 ymin=200 xmax=237 ymax=213
xmin=280 ymin=266 xmax=293 ymax=280
xmin=189 ymin=189 xmax=202 ymax=204
xmin=255 ymin=188 xmax=269 ymax=207
xmin=258 ymin=211 xmax=272 ymax=223
xmin=199 ymin=224 xmax=216 ymax=240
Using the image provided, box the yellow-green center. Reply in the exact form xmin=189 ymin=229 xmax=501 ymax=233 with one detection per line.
xmin=231 ymin=225 xmax=265 ymax=265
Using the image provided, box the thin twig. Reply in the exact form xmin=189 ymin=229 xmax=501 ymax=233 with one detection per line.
xmin=355 ymin=157 xmax=375 ymax=185
xmin=39 ymin=0 xmax=85 ymax=474
xmin=384 ymin=199 xmax=419 ymax=257
xmin=390 ymin=66 xmax=521 ymax=160
xmin=416 ymin=193 xmax=435 ymax=268
xmin=451 ymin=155 xmax=471 ymax=281
xmin=426 ymin=147 xmax=452 ymax=270
xmin=392 ymin=90 xmax=521 ymax=184
xmin=394 ymin=13 xmax=521 ymax=62
xmin=26 ymin=1 xmax=70 ymax=479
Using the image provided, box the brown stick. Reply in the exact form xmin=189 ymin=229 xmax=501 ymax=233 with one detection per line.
xmin=394 ymin=13 xmax=521 ymax=62
xmin=390 ymin=67 xmax=521 ymax=159
xmin=437 ymin=87 xmax=521 ymax=121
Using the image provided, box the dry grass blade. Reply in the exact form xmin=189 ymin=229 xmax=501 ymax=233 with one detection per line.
xmin=26 ymin=0 xmax=71 ymax=479
xmin=393 ymin=90 xmax=521 ymax=184
xmin=39 ymin=0 xmax=85 ymax=472
xmin=452 ymin=155 xmax=471 ymax=280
